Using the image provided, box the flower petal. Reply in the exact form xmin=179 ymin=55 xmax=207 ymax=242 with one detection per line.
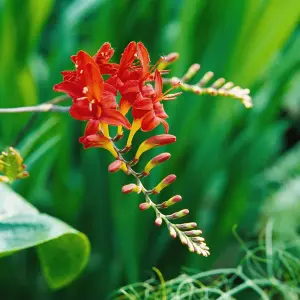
xmin=137 ymin=42 xmax=150 ymax=78
xmin=75 ymin=50 xmax=97 ymax=73
xmin=133 ymin=98 xmax=153 ymax=110
xmin=70 ymin=99 xmax=95 ymax=120
xmin=94 ymin=42 xmax=115 ymax=64
xmin=154 ymin=70 xmax=163 ymax=96
xmin=54 ymin=81 xmax=83 ymax=99
xmin=141 ymin=110 xmax=160 ymax=132
xmin=82 ymin=63 xmax=104 ymax=101
xmin=101 ymin=109 xmax=131 ymax=129
xmin=159 ymin=118 xmax=169 ymax=133
xmin=84 ymin=120 xmax=100 ymax=136
xmin=120 ymin=42 xmax=137 ymax=71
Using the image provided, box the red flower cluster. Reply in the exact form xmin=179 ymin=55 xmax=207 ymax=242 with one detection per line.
xmin=54 ymin=42 xmax=181 ymax=148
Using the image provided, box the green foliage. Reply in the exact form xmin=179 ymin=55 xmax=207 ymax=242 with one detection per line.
xmin=114 ymin=223 xmax=300 ymax=299
xmin=0 ymin=182 xmax=90 ymax=289
xmin=0 ymin=0 xmax=299 ymax=298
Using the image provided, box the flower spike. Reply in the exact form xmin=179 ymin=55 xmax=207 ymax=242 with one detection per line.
xmin=54 ymin=40 xmax=252 ymax=257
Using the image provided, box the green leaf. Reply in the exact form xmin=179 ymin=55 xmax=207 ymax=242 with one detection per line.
xmin=0 ymin=183 xmax=90 ymax=289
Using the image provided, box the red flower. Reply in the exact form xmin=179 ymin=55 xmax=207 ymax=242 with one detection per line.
xmin=79 ymin=120 xmax=118 ymax=157
xmin=54 ymin=51 xmax=130 ymax=129
xmin=131 ymin=70 xmax=181 ymax=133
xmin=93 ymin=42 xmax=119 ymax=75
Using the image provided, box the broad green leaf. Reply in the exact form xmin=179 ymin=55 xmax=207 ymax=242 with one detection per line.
xmin=0 ymin=183 xmax=90 ymax=289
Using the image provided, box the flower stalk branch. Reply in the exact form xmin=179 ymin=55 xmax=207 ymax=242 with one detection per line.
xmin=0 ymin=95 xmax=70 ymax=113
xmin=162 ymin=63 xmax=252 ymax=108
xmin=111 ymin=138 xmax=210 ymax=256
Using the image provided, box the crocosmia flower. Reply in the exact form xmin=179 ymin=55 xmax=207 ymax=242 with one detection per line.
xmin=54 ymin=41 xmax=211 ymax=258
xmin=54 ymin=51 xmax=130 ymax=130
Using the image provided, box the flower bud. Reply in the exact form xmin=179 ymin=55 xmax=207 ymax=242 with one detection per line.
xmin=182 ymin=64 xmax=200 ymax=82
xmin=79 ymin=133 xmax=118 ymax=158
xmin=139 ymin=202 xmax=151 ymax=211
xmin=178 ymin=233 xmax=188 ymax=245
xmin=122 ymin=183 xmax=140 ymax=194
xmin=198 ymin=71 xmax=214 ymax=86
xmin=163 ymin=52 xmax=179 ymax=63
xmin=135 ymin=135 xmax=176 ymax=161
xmin=170 ymin=77 xmax=181 ymax=86
xmin=222 ymin=81 xmax=234 ymax=90
xmin=158 ymin=52 xmax=179 ymax=70
xmin=168 ymin=225 xmax=177 ymax=239
xmin=191 ymin=236 xmax=205 ymax=242
xmin=152 ymin=174 xmax=176 ymax=194
xmin=155 ymin=216 xmax=163 ymax=226
xmin=165 ymin=209 xmax=189 ymax=220
xmin=108 ymin=160 xmax=122 ymax=172
xmin=143 ymin=153 xmax=171 ymax=176
xmin=211 ymin=78 xmax=225 ymax=89
xmin=183 ymin=230 xmax=202 ymax=237
xmin=108 ymin=160 xmax=128 ymax=173
xmin=186 ymin=239 xmax=195 ymax=252
xmin=242 ymin=95 xmax=253 ymax=108
xmin=176 ymin=222 xmax=197 ymax=230
xmin=156 ymin=195 xmax=182 ymax=209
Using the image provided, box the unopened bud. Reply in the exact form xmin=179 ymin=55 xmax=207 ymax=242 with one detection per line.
xmin=183 ymin=230 xmax=202 ymax=237
xmin=143 ymin=153 xmax=171 ymax=176
xmin=135 ymin=135 xmax=176 ymax=161
xmin=222 ymin=81 xmax=234 ymax=90
xmin=179 ymin=233 xmax=188 ymax=245
xmin=182 ymin=64 xmax=200 ymax=82
xmin=108 ymin=160 xmax=122 ymax=172
xmin=152 ymin=174 xmax=176 ymax=194
xmin=198 ymin=71 xmax=214 ymax=86
xmin=242 ymin=95 xmax=253 ymax=108
xmin=157 ymin=195 xmax=182 ymax=209
xmin=158 ymin=53 xmax=179 ymax=70
xmin=109 ymin=160 xmax=128 ymax=174
xmin=122 ymin=183 xmax=140 ymax=194
xmin=155 ymin=216 xmax=163 ymax=226
xmin=165 ymin=209 xmax=189 ymax=220
xmin=176 ymin=222 xmax=197 ymax=230
xmin=139 ymin=202 xmax=151 ymax=211
xmin=168 ymin=226 xmax=177 ymax=239
xmin=187 ymin=239 xmax=195 ymax=252
xmin=211 ymin=78 xmax=225 ymax=89
xmin=170 ymin=77 xmax=181 ymax=86
xmin=191 ymin=236 xmax=205 ymax=242
xmin=163 ymin=52 xmax=179 ymax=63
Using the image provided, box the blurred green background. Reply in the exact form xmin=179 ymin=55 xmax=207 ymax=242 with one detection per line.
xmin=0 ymin=0 xmax=299 ymax=299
